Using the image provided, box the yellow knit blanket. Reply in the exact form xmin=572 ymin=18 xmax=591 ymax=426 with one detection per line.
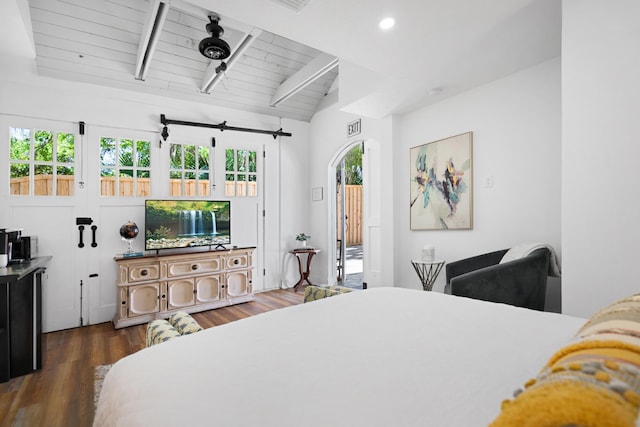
xmin=491 ymin=295 xmax=640 ymax=427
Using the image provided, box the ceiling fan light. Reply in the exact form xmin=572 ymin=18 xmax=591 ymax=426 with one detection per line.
xmin=199 ymin=37 xmax=231 ymax=59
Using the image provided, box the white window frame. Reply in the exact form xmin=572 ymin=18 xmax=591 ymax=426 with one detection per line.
xmin=9 ymin=125 xmax=77 ymax=197
xmin=225 ymin=148 xmax=258 ymax=197
xmin=99 ymin=135 xmax=152 ymax=197
xmin=168 ymin=141 xmax=213 ymax=197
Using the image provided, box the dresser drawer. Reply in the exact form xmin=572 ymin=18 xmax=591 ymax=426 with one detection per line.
xmin=167 ymin=257 xmax=222 ymax=277
xmin=225 ymin=254 xmax=250 ymax=270
xmin=128 ymin=263 xmax=161 ymax=282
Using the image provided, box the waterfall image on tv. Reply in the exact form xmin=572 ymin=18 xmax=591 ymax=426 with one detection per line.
xmin=145 ymin=200 xmax=230 ymax=250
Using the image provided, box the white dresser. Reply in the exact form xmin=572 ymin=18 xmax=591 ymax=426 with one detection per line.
xmin=113 ymin=248 xmax=254 ymax=329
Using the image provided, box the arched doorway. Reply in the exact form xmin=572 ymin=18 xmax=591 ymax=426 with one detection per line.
xmin=328 ymin=140 xmax=365 ymax=289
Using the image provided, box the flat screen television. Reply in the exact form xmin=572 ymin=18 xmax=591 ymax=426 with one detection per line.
xmin=145 ymin=200 xmax=231 ymax=251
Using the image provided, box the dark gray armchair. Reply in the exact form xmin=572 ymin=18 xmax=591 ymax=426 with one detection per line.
xmin=444 ymin=248 xmax=551 ymax=311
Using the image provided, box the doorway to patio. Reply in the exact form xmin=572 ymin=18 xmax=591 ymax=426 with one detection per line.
xmin=336 ymin=143 xmax=364 ymax=289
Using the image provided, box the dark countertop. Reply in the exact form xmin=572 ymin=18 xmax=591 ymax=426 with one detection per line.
xmin=0 ymin=257 xmax=52 ymax=283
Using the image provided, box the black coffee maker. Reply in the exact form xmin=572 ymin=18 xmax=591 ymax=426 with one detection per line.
xmin=11 ymin=235 xmax=36 ymax=263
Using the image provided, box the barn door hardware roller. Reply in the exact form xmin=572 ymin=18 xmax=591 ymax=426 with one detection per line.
xmin=160 ymin=114 xmax=292 ymax=141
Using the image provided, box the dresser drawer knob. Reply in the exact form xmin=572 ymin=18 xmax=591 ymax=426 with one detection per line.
xmin=233 ymin=259 xmax=239 ymax=265
xmin=140 ymin=269 xmax=148 ymax=276
xmin=191 ymin=264 xmax=199 ymax=270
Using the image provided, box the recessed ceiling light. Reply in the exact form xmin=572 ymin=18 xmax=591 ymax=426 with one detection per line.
xmin=379 ymin=17 xmax=395 ymax=30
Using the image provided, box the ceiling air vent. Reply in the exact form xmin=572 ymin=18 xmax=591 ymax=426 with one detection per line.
xmin=269 ymin=0 xmax=313 ymax=12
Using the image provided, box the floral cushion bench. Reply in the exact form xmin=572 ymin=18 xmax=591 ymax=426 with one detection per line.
xmin=146 ymin=311 xmax=203 ymax=347
xmin=303 ymin=285 xmax=353 ymax=303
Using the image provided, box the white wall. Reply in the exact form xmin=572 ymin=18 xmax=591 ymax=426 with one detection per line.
xmin=278 ymin=118 xmax=313 ymax=288
xmin=562 ymin=1 xmax=640 ymax=318
xmin=394 ymin=58 xmax=561 ymax=293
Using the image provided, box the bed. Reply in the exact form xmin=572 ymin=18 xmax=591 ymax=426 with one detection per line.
xmin=93 ymin=287 xmax=640 ymax=426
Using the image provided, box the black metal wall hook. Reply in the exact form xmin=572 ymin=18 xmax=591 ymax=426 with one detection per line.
xmin=91 ymin=225 xmax=98 ymax=248
xmin=78 ymin=225 xmax=85 ymax=248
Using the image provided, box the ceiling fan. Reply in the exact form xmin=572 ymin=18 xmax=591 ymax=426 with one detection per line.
xmin=199 ymin=14 xmax=231 ymax=60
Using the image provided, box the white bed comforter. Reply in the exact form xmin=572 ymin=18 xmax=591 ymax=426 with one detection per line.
xmin=94 ymin=288 xmax=585 ymax=427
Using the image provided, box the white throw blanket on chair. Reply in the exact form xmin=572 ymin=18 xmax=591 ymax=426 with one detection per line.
xmin=499 ymin=243 xmax=561 ymax=277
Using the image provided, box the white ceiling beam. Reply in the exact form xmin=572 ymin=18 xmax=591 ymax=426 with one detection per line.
xmin=134 ymin=0 xmax=170 ymax=80
xmin=270 ymin=53 xmax=338 ymax=107
xmin=201 ymin=28 xmax=262 ymax=93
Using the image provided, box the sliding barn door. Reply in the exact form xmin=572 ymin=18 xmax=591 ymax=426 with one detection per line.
xmin=1 ymin=116 xmax=88 ymax=331
xmin=83 ymin=126 xmax=160 ymax=326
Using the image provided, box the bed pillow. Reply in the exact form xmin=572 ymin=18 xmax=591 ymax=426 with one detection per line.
xmin=490 ymin=294 xmax=640 ymax=427
xmin=146 ymin=319 xmax=181 ymax=347
xmin=303 ymin=285 xmax=352 ymax=303
xmin=168 ymin=311 xmax=203 ymax=335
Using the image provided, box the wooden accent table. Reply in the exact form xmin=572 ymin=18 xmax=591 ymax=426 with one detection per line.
xmin=290 ymin=248 xmax=320 ymax=292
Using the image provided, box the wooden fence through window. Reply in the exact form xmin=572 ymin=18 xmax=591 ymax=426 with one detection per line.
xmin=10 ymin=175 xmax=75 ymax=196
xmin=11 ymin=176 xmax=257 ymax=198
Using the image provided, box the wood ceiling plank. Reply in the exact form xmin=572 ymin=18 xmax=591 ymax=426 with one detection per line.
xmin=213 ymin=77 xmax=277 ymax=98
xmin=167 ymin=8 xmax=207 ymax=31
xmin=251 ymin=38 xmax=315 ymax=66
xmin=144 ymin=68 xmax=201 ymax=87
xmin=36 ymin=45 xmax=132 ymax=74
xmin=145 ymin=60 xmax=205 ymax=82
xmin=239 ymin=54 xmax=291 ymax=78
xmin=33 ymin=33 xmax=136 ymax=64
xmin=242 ymin=51 xmax=312 ymax=83
xmin=104 ymin=0 xmax=148 ymax=14
xmin=163 ymin=13 xmax=210 ymax=39
xmin=153 ymin=38 xmax=208 ymax=64
xmin=30 ymin=7 xmax=140 ymax=45
xmin=33 ymin=21 xmax=137 ymax=55
xmin=31 ymin=0 xmax=145 ymax=26
xmin=151 ymin=49 xmax=207 ymax=72
xmin=35 ymin=57 xmax=165 ymax=87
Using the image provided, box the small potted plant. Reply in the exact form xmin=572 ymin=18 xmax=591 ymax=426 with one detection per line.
xmin=296 ymin=233 xmax=310 ymax=248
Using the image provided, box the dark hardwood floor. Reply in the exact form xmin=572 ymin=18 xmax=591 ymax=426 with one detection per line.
xmin=0 ymin=289 xmax=303 ymax=427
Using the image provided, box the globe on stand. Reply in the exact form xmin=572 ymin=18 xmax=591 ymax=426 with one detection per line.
xmin=119 ymin=221 xmax=139 ymax=254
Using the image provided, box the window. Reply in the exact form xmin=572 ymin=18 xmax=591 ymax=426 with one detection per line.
xmin=10 ymin=127 xmax=75 ymax=196
xmin=225 ymin=149 xmax=257 ymax=197
xmin=100 ymin=137 xmax=151 ymax=197
xmin=169 ymin=143 xmax=210 ymax=197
